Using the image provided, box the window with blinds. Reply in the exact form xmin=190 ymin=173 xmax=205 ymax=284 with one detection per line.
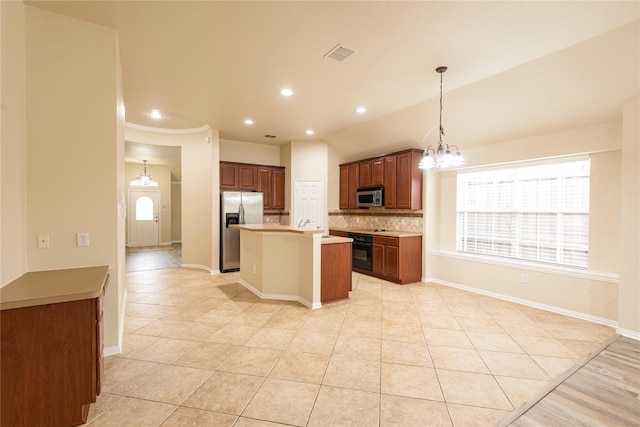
xmin=456 ymin=159 xmax=590 ymax=268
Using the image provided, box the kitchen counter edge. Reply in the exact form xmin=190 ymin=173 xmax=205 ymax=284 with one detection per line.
xmin=329 ymin=228 xmax=422 ymax=238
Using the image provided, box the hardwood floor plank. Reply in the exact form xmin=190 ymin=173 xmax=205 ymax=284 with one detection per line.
xmin=500 ymin=335 xmax=640 ymax=427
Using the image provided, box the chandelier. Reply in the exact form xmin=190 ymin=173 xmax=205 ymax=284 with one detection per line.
xmin=130 ymin=160 xmax=158 ymax=187
xmin=418 ymin=66 xmax=465 ymax=169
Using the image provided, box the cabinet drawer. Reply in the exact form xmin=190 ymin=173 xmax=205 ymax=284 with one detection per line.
xmin=373 ymin=236 xmax=398 ymax=246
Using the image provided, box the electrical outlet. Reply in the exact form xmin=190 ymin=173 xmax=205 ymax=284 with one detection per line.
xmin=520 ymin=273 xmax=528 ymax=284
xmin=76 ymin=232 xmax=90 ymax=247
xmin=37 ymin=234 xmax=50 ymax=249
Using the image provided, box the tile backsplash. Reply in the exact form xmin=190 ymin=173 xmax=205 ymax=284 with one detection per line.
xmin=329 ymin=208 xmax=423 ymax=233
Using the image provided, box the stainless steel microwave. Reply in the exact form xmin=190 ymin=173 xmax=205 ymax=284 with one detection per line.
xmin=356 ymin=186 xmax=384 ymax=208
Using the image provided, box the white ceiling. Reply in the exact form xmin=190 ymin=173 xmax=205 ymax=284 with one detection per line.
xmin=27 ymin=1 xmax=639 ymax=172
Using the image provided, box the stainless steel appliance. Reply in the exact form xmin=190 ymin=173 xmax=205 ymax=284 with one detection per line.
xmin=220 ymin=191 xmax=264 ymax=272
xmin=356 ymin=186 xmax=384 ymax=208
xmin=349 ymin=233 xmax=373 ymax=271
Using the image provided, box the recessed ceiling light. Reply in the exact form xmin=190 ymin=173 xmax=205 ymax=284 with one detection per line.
xmin=356 ymin=106 xmax=367 ymax=114
xmin=306 ymin=130 xmax=315 ymax=135
xmin=280 ymin=88 xmax=293 ymax=97
xmin=244 ymin=119 xmax=254 ymax=125
xmin=149 ymin=109 xmax=162 ymax=119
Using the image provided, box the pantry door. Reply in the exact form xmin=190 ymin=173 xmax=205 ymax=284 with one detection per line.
xmin=294 ymin=180 xmax=324 ymax=230
xmin=129 ymin=190 xmax=160 ymax=246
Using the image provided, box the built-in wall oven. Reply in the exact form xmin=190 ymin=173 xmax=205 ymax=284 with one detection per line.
xmin=349 ymin=233 xmax=373 ymax=271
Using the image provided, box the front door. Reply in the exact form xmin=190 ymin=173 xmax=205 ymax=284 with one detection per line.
xmin=129 ymin=190 xmax=160 ymax=246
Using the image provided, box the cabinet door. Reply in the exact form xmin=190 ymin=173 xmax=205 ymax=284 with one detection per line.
xmin=371 ymin=159 xmax=384 ymax=186
xmin=383 ymin=156 xmax=397 ymax=208
xmin=383 ymin=245 xmax=399 ymax=279
xmin=257 ymin=167 xmax=272 ymax=208
xmin=271 ymin=167 xmax=285 ymax=210
xmin=359 ymin=161 xmax=372 ymax=188
xmin=339 ymin=165 xmax=349 ymax=209
xmin=348 ymin=163 xmax=360 ymax=208
xmin=220 ymin=162 xmax=238 ymax=189
xmin=396 ymin=151 xmax=422 ymax=209
xmin=238 ymin=165 xmax=257 ymax=190
xmin=372 ymin=243 xmax=384 ymax=275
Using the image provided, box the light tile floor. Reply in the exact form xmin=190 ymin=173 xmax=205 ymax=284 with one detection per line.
xmin=87 ymin=268 xmax=615 ymax=427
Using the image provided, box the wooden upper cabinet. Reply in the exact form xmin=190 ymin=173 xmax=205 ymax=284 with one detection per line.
xmin=338 ymin=149 xmax=422 ymax=211
xmin=383 ymin=155 xmax=397 ymax=208
xmin=371 ymin=158 xmax=384 ymax=186
xmin=220 ymin=162 xmax=238 ymax=189
xmin=359 ymin=160 xmax=372 ymax=188
xmin=271 ymin=167 xmax=285 ymax=210
xmin=238 ymin=165 xmax=257 ymax=190
xmin=257 ymin=167 xmax=272 ymax=208
xmin=339 ymin=165 xmax=349 ymax=209
xmin=396 ymin=150 xmax=422 ymax=210
xmin=220 ymin=162 xmax=285 ymax=209
xmin=348 ymin=163 xmax=360 ymax=208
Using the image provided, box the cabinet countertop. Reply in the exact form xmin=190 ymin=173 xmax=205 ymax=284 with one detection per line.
xmin=231 ymin=223 xmax=324 ymax=235
xmin=1 ymin=265 xmax=109 ymax=310
xmin=329 ymin=227 xmax=422 ymax=238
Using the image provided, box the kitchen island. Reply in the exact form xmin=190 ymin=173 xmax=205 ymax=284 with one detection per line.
xmin=230 ymin=224 xmax=352 ymax=308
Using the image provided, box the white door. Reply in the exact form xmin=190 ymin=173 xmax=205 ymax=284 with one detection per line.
xmin=129 ymin=190 xmax=160 ymax=246
xmin=294 ymin=180 xmax=324 ymax=230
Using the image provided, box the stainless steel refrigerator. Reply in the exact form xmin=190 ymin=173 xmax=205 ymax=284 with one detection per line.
xmin=220 ymin=191 xmax=264 ymax=272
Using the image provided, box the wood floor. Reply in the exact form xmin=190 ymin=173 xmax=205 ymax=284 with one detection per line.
xmin=500 ymin=335 xmax=640 ymax=426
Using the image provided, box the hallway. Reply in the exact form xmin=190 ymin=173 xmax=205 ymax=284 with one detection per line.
xmin=126 ymin=244 xmax=182 ymax=272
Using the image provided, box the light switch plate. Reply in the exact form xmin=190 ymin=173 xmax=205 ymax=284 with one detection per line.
xmin=77 ymin=232 xmax=90 ymax=247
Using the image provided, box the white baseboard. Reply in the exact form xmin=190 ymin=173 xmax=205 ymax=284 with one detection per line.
xmin=423 ymin=277 xmax=618 ymax=329
xmin=181 ymin=263 xmax=214 ymax=273
xmin=238 ymin=279 xmax=321 ymax=309
xmin=617 ymin=327 xmax=640 ymax=341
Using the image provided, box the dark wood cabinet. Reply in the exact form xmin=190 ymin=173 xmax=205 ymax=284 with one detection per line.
xmin=339 ymin=165 xmax=349 ymax=209
xmin=371 ymin=158 xmax=384 ymax=186
xmin=257 ymin=167 xmax=272 ymax=208
xmin=1 ymin=267 xmax=109 ymax=427
xmin=221 ymin=162 xmax=285 ymax=209
xmin=396 ymin=150 xmax=423 ymax=210
xmin=339 ymin=149 xmax=422 ymax=210
xmin=271 ymin=167 xmax=285 ymax=210
xmin=220 ymin=162 xmax=238 ymax=189
xmin=321 ymin=241 xmax=352 ymax=303
xmin=359 ymin=160 xmax=372 ymax=188
xmin=239 ymin=164 xmax=257 ymax=190
xmin=372 ymin=235 xmax=421 ymax=284
xmin=348 ymin=163 xmax=360 ymax=208
xmin=383 ymin=155 xmax=397 ymax=208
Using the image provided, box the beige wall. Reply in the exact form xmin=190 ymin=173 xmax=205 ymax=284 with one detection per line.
xmin=220 ymin=138 xmax=281 ymax=166
xmin=619 ymin=98 xmax=640 ymax=334
xmin=1 ymin=1 xmax=28 ymax=285
xmin=125 ymin=162 xmax=172 ymax=245
xmin=431 ymin=121 xmax=624 ymax=323
xmin=125 ymin=125 xmax=217 ymax=271
xmin=14 ymin=6 xmax=125 ymax=350
xmin=290 ymin=140 xmax=329 ymax=229
xmin=171 ymin=182 xmax=182 ymax=242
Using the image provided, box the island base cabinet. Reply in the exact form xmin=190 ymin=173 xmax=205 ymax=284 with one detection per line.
xmin=1 ymin=289 xmax=105 ymax=427
xmin=321 ymin=242 xmax=352 ymax=303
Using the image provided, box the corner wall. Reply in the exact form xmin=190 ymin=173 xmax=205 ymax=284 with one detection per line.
xmin=1 ymin=0 xmax=28 ymax=285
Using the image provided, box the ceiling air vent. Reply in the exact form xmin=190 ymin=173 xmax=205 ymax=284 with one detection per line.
xmin=323 ymin=44 xmax=356 ymax=62
xmin=263 ymin=134 xmax=277 ymax=139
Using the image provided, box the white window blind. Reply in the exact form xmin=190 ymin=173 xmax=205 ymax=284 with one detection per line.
xmin=456 ymin=159 xmax=590 ymax=268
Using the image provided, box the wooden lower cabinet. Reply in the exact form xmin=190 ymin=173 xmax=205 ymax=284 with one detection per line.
xmin=372 ymin=235 xmax=421 ymax=284
xmin=1 ymin=269 xmax=108 ymax=427
xmin=321 ymin=242 xmax=352 ymax=303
